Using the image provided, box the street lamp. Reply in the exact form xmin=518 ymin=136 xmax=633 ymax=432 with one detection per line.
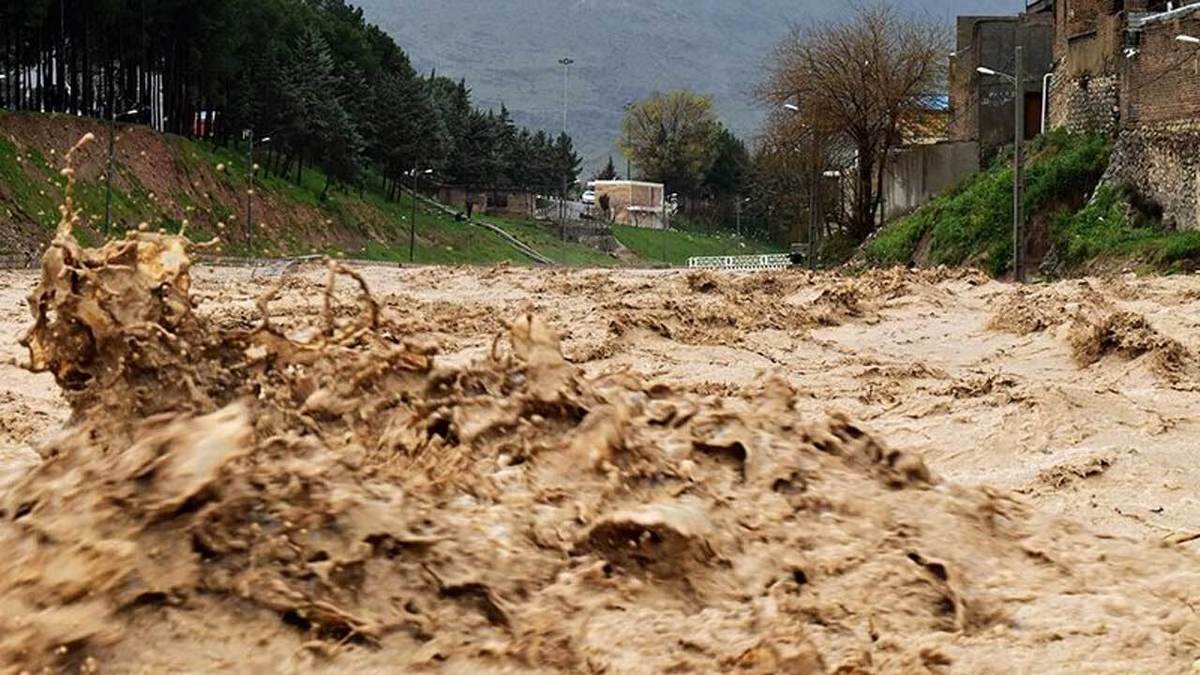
xmin=244 ymin=131 xmax=272 ymax=249
xmin=783 ymin=102 xmax=820 ymax=269
xmin=105 ymin=106 xmax=144 ymax=235
xmin=623 ymin=100 xmax=636 ymax=178
xmin=977 ymin=46 xmax=1030 ymax=283
xmin=409 ymin=167 xmax=434 ymax=263
xmin=1176 ymin=35 xmax=1200 ymax=45
xmin=558 ymin=57 xmax=575 ymax=135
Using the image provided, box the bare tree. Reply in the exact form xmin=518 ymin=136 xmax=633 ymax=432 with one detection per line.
xmin=760 ymin=2 xmax=948 ymax=241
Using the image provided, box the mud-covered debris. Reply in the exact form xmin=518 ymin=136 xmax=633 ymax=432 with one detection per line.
xmin=1068 ymin=309 xmax=1195 ymax=379
xmin=575 ymin=501 xmax=715 ymax=573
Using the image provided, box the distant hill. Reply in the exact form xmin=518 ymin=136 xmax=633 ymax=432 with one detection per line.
xmin=354 ymin=0 xmax=1025 ymax=173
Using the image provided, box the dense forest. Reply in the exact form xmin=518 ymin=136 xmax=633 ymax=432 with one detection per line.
xmin=0 ymin=0 xmax=582 ymax=198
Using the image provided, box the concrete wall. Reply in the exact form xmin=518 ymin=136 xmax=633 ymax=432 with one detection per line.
xmin=949 ymin=14 xmax=1054 ymax=160
xmin=883 ymin=141 xmax=981 ymax=222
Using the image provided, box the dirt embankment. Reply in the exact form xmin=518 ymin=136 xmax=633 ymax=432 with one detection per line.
xmin=0 ymin=113 xmax=383 ymax=256
xmin=2 ymin=153 xmax=1200 ymax=672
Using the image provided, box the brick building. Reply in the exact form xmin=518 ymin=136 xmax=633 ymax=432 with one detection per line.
xmin=1048 ymin=0 xmax=1200 ymax=229
xmin=948 ymin=3 xmax=1055 ymax=161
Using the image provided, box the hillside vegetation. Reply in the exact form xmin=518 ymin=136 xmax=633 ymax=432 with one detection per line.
xmin=865 ymin=130 xmax=1200 ymax=276
xmin=1 ymin=112 xmax=776 ymax=267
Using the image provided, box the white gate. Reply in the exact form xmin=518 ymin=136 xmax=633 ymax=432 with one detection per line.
xmin=686 ymin=254 xmax=793 ymax=271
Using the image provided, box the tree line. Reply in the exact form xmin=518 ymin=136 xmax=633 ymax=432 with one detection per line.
xmin=618 ymin=90 xmax=751 ymax=229
xmin=0 ymin=0 xmax=581 ymax=199
xmin=618 ymin=4 xmax=947 ymax=249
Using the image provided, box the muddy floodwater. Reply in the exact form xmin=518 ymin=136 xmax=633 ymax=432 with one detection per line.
xmin=1 ymin=234 xmax=1200 ymax=673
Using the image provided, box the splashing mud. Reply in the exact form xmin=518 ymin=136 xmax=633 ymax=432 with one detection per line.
xmin=2 ymin=143 xmax=1200 ymax=673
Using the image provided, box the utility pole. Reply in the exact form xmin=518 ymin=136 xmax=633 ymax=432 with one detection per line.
xmin=106 ymin=103 xmax=142 ymax=234
xmin=978 ymin=47 xmax=1030 ymax=283
xmin=410 ymin=168 xmax=432 ymax=263
xmin=410 ymin=167 xmax=418 ymax=263
xmin=1013 ymin=46 xmax=1026 ymax=283
xmin=558 ymin=57 xmax=574 ymax=240
xmin=809 ymin=169 xmax=819 ymax=271
xmin=244 ymin=132 xmax=271 ymax=249
xmin=105 ymin=106 xmax=118 ymax=234
xmin=558 ymin=57 xmax=574 ymax=135
xmin=244 ymin=130 xmax=254 ymax=247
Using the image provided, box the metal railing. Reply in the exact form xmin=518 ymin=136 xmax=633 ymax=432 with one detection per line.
xmin=686 ymin=254 xmax=793 ymax=272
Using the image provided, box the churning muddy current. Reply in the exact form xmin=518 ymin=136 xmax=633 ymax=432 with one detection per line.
xmin=1 ymin=161 xmax=1200 ymax=672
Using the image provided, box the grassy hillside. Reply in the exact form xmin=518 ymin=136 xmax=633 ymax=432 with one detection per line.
xmin=1 ymin=112 xmax=788 ymax=268
xmin=613 ymin=225 xmax=783 ymax=266
xmin=864 ymin=130 xmax=1200 ymax=276
xmin=0 ymin=114 xmax=631 ymax=266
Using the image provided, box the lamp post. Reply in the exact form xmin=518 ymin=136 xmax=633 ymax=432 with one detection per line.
xmin=558 ymin=57 xmax=574 ymax=135
xmin=558 ymin=57 xmax=575 ymax=235
xmin=105 ymin=105 xmax=144 ymax=235
xmin=623 ymin=100 xmax=636 ymax=178
xmin=244 ymin=131 xmax=271 ymax=249
xmin=783 ymin=102 xmax=819 ymax=269
xmin=977 ymin=45 xmax=1028 ymax=283
xmin=410 ymin=167 xmax=433 ymax=263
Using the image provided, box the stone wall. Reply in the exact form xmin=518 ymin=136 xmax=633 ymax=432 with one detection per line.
xmin=1108 ymin=10 xmax=1200 ymax=230
xmin=1047 ymin=2 xmax=1200 ymax=230
xmin=1048 ymin=71 xmax=1120 ymax=134
xmin=1109 ymin=121 xmax=1200 ymax=230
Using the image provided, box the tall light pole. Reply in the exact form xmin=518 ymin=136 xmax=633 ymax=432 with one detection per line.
xmin=623 ymin=100 xmax=636 ymax=179
xmin=978 ymin=45 xmax=1029 ymax=283
xmin=558 ymin=57 xmax=574 ymax=135
xmin=783 ymin=102 xmax=819 ymax=269
xmin=409 ymin=167 xmax=433 ymax=263
xmin=244 ymin=131 xmax=271 ymax=250
xmin=106 ymin=105 xmax=143 ymax=235
xmin=558 ymin=57 xmax=575 ymax=235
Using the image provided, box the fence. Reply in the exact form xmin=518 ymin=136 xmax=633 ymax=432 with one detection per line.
xmin=0 ymin=251 xmax=36 ymax=270
xmin=687 ymin=254 xmax=794 ymax=272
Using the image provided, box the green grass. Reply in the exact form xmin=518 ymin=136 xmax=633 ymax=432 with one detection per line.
xmin=1054 ymin=185 xmax=1200 ymax=271
xmin=0 ymin=134 xmax=60 ymax=229
xmin=2 ymin=113 xmax=785 ymax=268
xmin=613 ymin=225 xmax=783 ymax=266
xmin=865 ymin=130 xmax=1112 ymax=276
xmin=486 ymin=215 xmax=621 ymax=267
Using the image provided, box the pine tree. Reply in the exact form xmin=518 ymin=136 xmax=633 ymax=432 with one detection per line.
xmin=597 ymin=156 xmax=618 ymax=181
